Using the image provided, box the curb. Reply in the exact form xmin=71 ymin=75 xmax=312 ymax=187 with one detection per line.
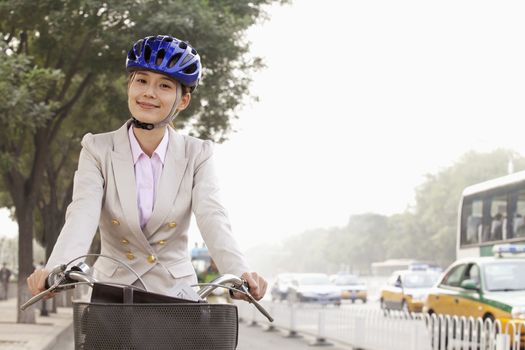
xmin=42 ymin=320 xmax=74 ymax=350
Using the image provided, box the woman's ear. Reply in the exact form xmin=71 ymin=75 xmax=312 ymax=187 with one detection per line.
xmin=177 ymin=93 xmax=192 ymax=111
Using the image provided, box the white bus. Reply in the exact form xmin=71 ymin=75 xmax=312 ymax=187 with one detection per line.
xmin=458 ymin=170 xmax=525 ymax=258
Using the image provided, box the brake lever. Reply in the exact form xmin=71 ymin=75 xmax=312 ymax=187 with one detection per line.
xmin=20 ymin=276 xmax=65 ymax=311
xmin=238 ymin=282 xmax=274 ymax=322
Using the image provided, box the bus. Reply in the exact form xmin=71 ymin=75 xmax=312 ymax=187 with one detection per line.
xmin=458 ymin=170 xmax=525 ymax=258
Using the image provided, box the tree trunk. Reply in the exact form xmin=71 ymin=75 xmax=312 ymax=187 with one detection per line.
xmin=16 ymin=208 xmax=35 ymax=324
xmin=44 ymin=211 xmax=62 ymax=313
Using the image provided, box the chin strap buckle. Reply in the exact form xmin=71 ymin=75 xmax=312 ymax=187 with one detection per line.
xmin=131 ymin=117 xmax=155 ymax=130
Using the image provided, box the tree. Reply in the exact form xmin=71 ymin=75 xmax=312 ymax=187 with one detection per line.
xmin=0 ymin=0 xmax=283 ymax=323
xmin=0 ymin=50 xmax=64 ymax=322
xmin=384 ymin=212 xmax=420 ymax=259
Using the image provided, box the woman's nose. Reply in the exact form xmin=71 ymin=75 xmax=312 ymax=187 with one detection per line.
xmin=143 ymin=83 xmax=157 ymax=98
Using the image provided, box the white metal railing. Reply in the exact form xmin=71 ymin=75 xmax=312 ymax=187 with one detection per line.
xmin=236 ymin=300 xmax=524 ymax=350
xmin=426 ymin=313 xmax=524 ymax=350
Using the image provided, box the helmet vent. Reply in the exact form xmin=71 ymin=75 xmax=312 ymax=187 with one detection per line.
xmin=135 ymin=39 xmax=143 ymax=57
xmin=128 ymin=50 xmax=137 ymax=61
xmin=163 ymin=37 xmax=173 ymax=43
xmin=156 ymin=49 xmax=165 ymax=66
xmin=181 ymin=53 xmax=193 ymax=66
xmin=178 ymin=42 xmax=188 ymax=50
xmin=191 ymin=48 xmax=197 ymax=55
xmin=183 ymin=63 xmax=197 ymax=74
xmin=167 ymin=53 xmax=182 ymax=68
xmin=144 ymin=45 xmax=152 ymax=62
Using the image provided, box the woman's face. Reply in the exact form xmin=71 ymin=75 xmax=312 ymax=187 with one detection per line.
xmin=128 ymin=70 xmax=185 ymax=124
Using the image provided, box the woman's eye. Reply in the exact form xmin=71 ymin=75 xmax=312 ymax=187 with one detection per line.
xmin=137 ymin=78 xmax=147 ymax=84
xmin=160 ymin=83 xmax=173 ymax=89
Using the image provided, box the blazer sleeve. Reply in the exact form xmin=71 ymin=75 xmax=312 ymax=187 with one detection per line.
xmin=191 ymin=140 xmax=251 ymax=277
xmin=45 ymin=134 xmax=104 ymax=270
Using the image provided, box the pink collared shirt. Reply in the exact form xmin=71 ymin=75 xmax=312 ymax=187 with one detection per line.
xmin=128 ymin=126 xmax=169 ymax=229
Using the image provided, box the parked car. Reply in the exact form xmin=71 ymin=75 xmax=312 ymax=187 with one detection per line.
xmin=331 ymin=274 xmax=367 ymax=303
xmin=287 ymin=273 xmax=342 ymax=305
xmin=270 ymin=273 xmax=295 ymax=301
xmin=380 ymin=269 xmax=440 ymax=313
xmin=424 ymin=244 xmax=525 ymax=339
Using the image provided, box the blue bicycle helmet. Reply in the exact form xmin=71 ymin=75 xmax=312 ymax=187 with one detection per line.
xmin=126 ymin=35 xmax=201 ymax=91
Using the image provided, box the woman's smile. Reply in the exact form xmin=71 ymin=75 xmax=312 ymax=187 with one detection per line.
xmin=136 ymin=100 xmax=160 ymax=110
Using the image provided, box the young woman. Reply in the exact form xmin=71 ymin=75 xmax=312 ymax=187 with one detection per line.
xmin=27 ymin=35 xmax=267 ymax=300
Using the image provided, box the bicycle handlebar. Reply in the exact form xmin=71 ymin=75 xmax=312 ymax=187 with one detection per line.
xmin=193 ymin=278 xmax=274 ymax=322
xmin=21 ymin=257 xmax=273 ymax=322
xmin=196 ymin=274 xmax=243 ymax=299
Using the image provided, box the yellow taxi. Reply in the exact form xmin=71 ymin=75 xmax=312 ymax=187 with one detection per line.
xmin=424 ymin=244 xmax=525 ymax=332
xmin=380 ymin=269 xmax=441 ymax=313
xmin=331 ymin=274 xmax=368 ymax=303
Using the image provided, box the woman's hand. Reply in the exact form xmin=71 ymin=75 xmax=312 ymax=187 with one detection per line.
xmin=232 ymin=272 xmax=267 ymax=301
xmin=26 ymin=269 xmax=51 ymax=297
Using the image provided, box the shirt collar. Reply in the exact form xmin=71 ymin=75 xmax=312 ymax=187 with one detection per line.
xmin=128 ymin=126 xmax=169 ymax=165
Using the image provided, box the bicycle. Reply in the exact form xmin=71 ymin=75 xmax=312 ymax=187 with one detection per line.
xmin=21 ymin=254 xmax=273 ymax=350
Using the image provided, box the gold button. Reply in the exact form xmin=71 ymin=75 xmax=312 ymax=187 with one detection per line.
xmin=121 ymin=239 xmax=129 ymax=244
xmin=126 ymin=251 xmax=135 ymax=260
xmin=168 ymin=222 xmax=177 ymax=228
xmin=111 ymin=219 xmax=120 ymax=226
xmin=147 ymin=255 xmax=156 ymax=263
xmin=158 ymin=240 xmax=166 ymax=246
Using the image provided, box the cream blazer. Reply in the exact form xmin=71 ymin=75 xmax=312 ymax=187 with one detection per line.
xmin=46 ymin=120 xmax=250 ymax=295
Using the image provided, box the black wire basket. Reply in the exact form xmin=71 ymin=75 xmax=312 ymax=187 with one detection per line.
xmin=73 ymin=302 xmax=238 ymax=350
xmin=72 ymin=283 xmax=238 ymax=350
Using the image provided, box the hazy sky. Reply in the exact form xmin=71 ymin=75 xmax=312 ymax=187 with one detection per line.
xmin=2 ymin=0 xmax=525 ymax=253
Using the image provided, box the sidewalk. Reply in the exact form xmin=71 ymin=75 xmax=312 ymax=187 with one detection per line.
xmin=0 ymin=297 xmax=73 ymax=350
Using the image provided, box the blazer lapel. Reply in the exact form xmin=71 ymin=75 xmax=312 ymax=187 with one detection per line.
xmin=144 ymin=128 xmax=189 ymax=237
xmin=110 ymin=121 xmax=143 ymax=239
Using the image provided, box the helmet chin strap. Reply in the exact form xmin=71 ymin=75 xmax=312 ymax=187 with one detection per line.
xmin=129 ymin=72 xmax=184 ymax=130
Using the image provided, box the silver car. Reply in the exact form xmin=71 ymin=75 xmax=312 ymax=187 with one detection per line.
xmin=287 ymin=273 xmax=342 ymax=305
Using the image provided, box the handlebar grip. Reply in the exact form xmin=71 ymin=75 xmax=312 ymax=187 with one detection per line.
xmin=44 ymin=276 xmax=51 ymax=289
xmin=21 ymin=266 xmax=66 ymax=311
xmin=45 ymin=264 xmax=67 ymax=289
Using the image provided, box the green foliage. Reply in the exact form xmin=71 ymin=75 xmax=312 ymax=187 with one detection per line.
xmin=132 ymin=0 xmax=274 ymax=141
xmin=0 ymin=0 xmax=283 ymax=241
xmin=0 ymin=52 xmax=63 ymax=196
